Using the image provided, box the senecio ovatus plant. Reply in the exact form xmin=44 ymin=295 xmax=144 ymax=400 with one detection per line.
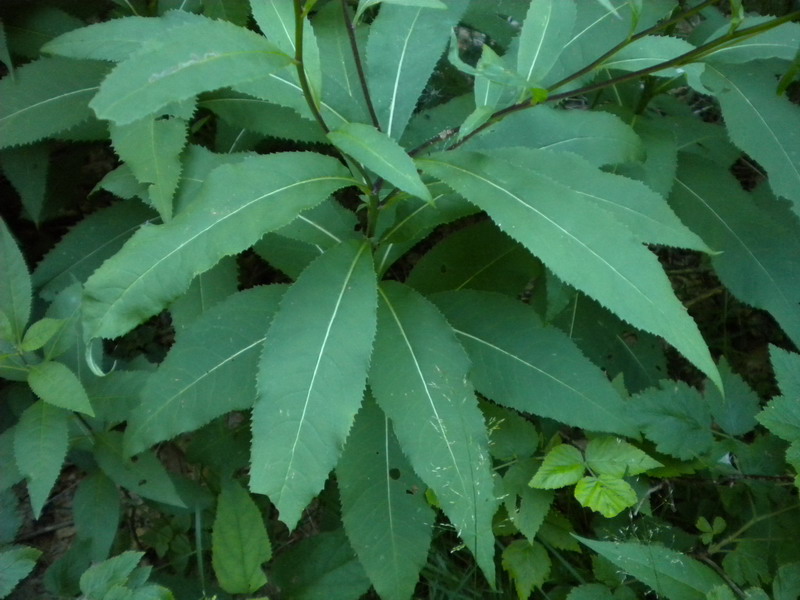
xmin=1 ymin=0 xmax=800 ymax=598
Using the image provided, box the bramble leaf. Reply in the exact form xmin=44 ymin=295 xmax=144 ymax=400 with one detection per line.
xmin=502 ymin=540 xmax=551 ymax=600
xmin=530 ymin=445 xmax=585 ymax=489
xmin=584 ymin=437 xmax=662 ymax=478
xmin=574 ymin=475 xmax=637 ymax=518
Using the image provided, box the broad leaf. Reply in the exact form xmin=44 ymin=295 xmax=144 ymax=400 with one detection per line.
xmin=337 ymin=397 xmax=434 ymax=600
xmin=83 ymin=152 xmax=352 ymax=340
xmin=703 ymin=358 xmax=759 ymax=437
xmin=124 ymin=286 xmax=285 ymax=457
xmin=0 ymin=546 xmax=41 ymax=599
xmin=576 ymin=536 xmax=726 ymax=599
xmin=0 ymin=57 xmax=109 ymax=149
xmin=418 ymin=150 xmax=719 ymax=389
xmin=328 ymin=122 xmax=432 ymax=201
xmin=517 ymin=0 xmax=575 ymax=85
xmin=14 ymin=401 xmax=69 ymax=518
xmin=73 ymin=471 xmax=120 ymax=561
xmin=369 ymin=282 xmax=497 ymax=584
xmin=0 ymin=218 xmax=31 ymax=342
xmin=770 ymin=345 xmax=800 ymax=401
xmin=212 ymin=481 xmax=271 ymax=595
xmin=27 ymin=360 xmax=94 ymax=416
xmin=584 ymin=437 xmax=662 ymax=477
xmin=502 ymin=540 xmax=551 ymax=600
xmin=90 ymin=17 xmax=291 ymax=124
xmin=431 ymin=290 xmax=639 ymax=436
xmin=574 ymin=475 xmax=637 ymax=518
xmin=250 ymin=241 xmax=377 ymax=529
xmin=529 ymin=444 xmax=585 ymax=489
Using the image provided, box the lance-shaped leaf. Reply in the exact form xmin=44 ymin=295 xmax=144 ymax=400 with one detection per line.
xmin=337 ymin=397 xmax=434 ymax=600
xmin=14 ymin=401 xmax=69 ymax=518
xmin=432 ymin=290 xmax=639 ymax=437
xmin=124 ymin=286 xmax=285 ymax=457
xmin=90 ymin=17 xmax=292 ymax=125
xmin=27 ymin=360 xmax=94 ymax=416
xmin=365 ymin=0 xmax=469 ymax=139
xmin=369 ymin=282 xmax=498 ymax=585
xmin=0 ymin=218 xmax=31 ymax=342
xmin=83 ymin=152 xmax=352 ymax=340
xmin=702 ymin=18 xmax=800 ymax=64
xmin=418 ymin=150 xmax=720 ymax=390
xmin=250 ymin=241 xmax=377 ymax=529
xmin=73 ymin=471 xmax=120 ymax=562
xmin=328 ymin=123 xmax=431 ymax=201
xmin=670 ymin=157 xmax=800 ymax=349
xmin=0 ymin=57 xmax=110 ymax=149
xmin=356 ymin=0 xmax=446 ymax=22
xmin=516 ymin=0 xmax=576 ymax=85
xmin=0 ymin=144 xmax=50 ymax=224
xmin=600 ymin=35 xmax=698 ymax=78
xmin=702 ymin=63 xmax=800 ymax=213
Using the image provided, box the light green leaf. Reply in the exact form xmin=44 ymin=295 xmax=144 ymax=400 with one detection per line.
xmin=0 ymin=144 xmax=50 ymax=224
xmin=14 ymin=400 xmax=69 ymax=518
xmin=21 ymin=318 xmax=66 ymax=352
xmin=212 ymin=481 xmax=271 ymax=595
xmin=90 ymin=17 xmax=291 ymax=125
xmin=0 ymin=57 xmax=109 ymax=149
xmin=110 ymin=115 xmax=188 ymax=221
xmin=83 ymin=152 xmax=352 ymax=340
xmin=757 ymin=395 xmax=800 ymax=443
xmin=576 ymin=536 xmax=727 ymax=600
xmin=702 ymin=63 xmax=800 ymax=213
xmin=328 ymin=122 xmax=431 ymax=201
xmin=431 ymin=290 xmax=640 ymax=437
xmin=600 ymin=35 xmax=698 ymax=77
xmin=703 ymin=19 xmax=800 ymax=64
xmin=517 ymin=0 xmax=576 ymax=85
xmin=369 ymin=282 xmax=497 ymax=585
xmin=0 ymin=218 xmax=31 ymax=342
xmin=703 ymin=358 xmax=759 ymax=437
xmin=0 ymin=546 xmax=41 ymax=599
xmin=574 ymin=475 xmax=637 ymax=517
xmin=277 ymin=199 xmax=360 ymax=250
xmin=670 ymin=156 xmax=800 ymax=349
xmin=337 ymin=397 xmax=434 ymax=600
xmin=773 ymin=562 xmax=800 ymax=600
xmin=474 ymin=45 xmax=521 ymax=111
xmin=27 ymin=360 xmax=94 ymax=416
xmin=250 ymin=241 xmax=377 ymax=529
xmin=124 ymin=286 xmax=284 ymax=457
xmin=502 ymin=540 xmax=551 ymax=600
xmin=366 ymin=0 xmax=469 ymax=139
xmin=356 ymin=0 xmax=446 ymax=22
xmin=584 ymin=437 xmax=662 ymax=478
xmin=73 ymin=471 xmax=120 ymax=562
xmin=79 ymin=551 xmax=143 ymax=598
xmin=530 ymin=444 xmax=585 ymax=489
xmin=418 ymin=150 xmax=719 ymax=390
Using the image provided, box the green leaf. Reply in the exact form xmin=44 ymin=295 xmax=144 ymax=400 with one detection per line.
xmin=0 ymin=21 xmax=13 ymax=79
xmin=27 ymin=360 xmax=94 ymax=416
xmin=124 ymin=286 xmax=284 ymax=457
xmin=73 ymin=471 xmax=121 ymax=562
xmin=0 ymin=546 xmax=41 ymax=599
xmin=703 ymin=19 xmax=800 ymax=64
xmin=633 ymin=381 xmax=713 ymax=460
xmin=757 ymin=395 xmax=800 ymax=443
xmin=169 ymin=255 xmax=239 ymax=336
xmin=575 ymin=536 xmax=727 ymax=600
xmin=369 ymin=282 xmax=497 ymax=584
xmin=83 ymin=152 xmax=352 ymax=340
xmin=567 ymin=584 xmax=615 ymax=600
xmin=21 ymin=318 xmax=66 ymax=352
xmin=110 ymin=115 xmax=188 ymax=221
xmin=356 ymin=0 xmax=446 ymax=22
xmin=574 ymin=475 xmax=637 ymax=517
xmin=703 ymin=358 xmax=759 ymax=437
xmin=431 ymin=290 xmax=640 ymax=437
xmin=277 ymin=198 xmax=360 ymax=250
xmin=670 ymin=156 xmax=800 ymax=349
xmin=0 ymin=144 xmax=50 ymax=224
xmin=79 ymin=551 xmax=143 ymax=598
xmin=418 ymin=150 xmax=719 ymax=390
xmin=0 ymin=218 xmax=31 ymax=342
xmin=517 ymin=0 xmax=576 ymax=85
xmin=773 ymin=562 xmax=800 ymax=600
xmin=0 ymin=430 xmax=22 ymax=491
xmin=771 ymin=345 xmax=800 ymax=400
xmin=0 ymin=57 xmax=109 ymax=149
xmin=584 ymin=437 xmax=662 ymax=478
xmin=337 ymin=397 xmax=434 ymax=600
xmin=13 ymin=400 xmax=69 ymax=518
xmin=702 ymin=63 xmax=800 ymax=214
xmin=250 ymin=241 xmax=377 ymax=529
xmin=204 ymin=0 xmax=251 ymax=24
xmin=212 ymin=480 xmax=271 ymax=595
xmin=530 ymin=444 xmax=585 ymax=489
xmin=465 ymin=105 xmax=642 ymax=167
xmin=600 ymin=35 xmax=698 ymax=78
xmin=502 ymin=460 xmax=553 ymax=543
xmin=90 ymin=17 xmax=291 ymax=125
xmin=5 ymin=6 xmax=85 ymax=59
xmin=502 ymin=540 xmax=551 ymax=600
xmin=365 ymin=0 xmax=469 ymax=139
xmin=483 ymin=401 xmax=539 ymax=461
xmin=328 ymin=123 xmax=432 ymax=201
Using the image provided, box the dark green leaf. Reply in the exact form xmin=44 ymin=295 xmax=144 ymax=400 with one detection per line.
xmin=516 ymin=0 xmax=576 ymax=85
xmin=0 ymin=218 xmax=31 ymax=342
xmin=0 ymin=144 xmax=50 ymax=224
xmin=0 ymin=546 xmax=41 ymax=599
xmin=73 ymin=471 xmax=120 ymax=562
xmin=27 ymin=360 xmax=94 ymax=416
xmin=703 ymin=358 xmax=759 ymax=437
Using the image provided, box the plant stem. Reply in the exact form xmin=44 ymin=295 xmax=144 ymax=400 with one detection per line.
xmin=341 ymin=0 xmax=381 ymax=130
xmin=294 ymin=0 xmax=329 ymax=134
xmin=707 ymin=502 xmax=800 ymax=554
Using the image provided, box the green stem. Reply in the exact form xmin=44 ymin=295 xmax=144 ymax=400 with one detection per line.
xmin=707 ymin=502 xmax=800 ymax=554
xmin=294 ymin=0 xmax=329 ymax=134
xmin=341 ymin=0 xmax=381 ymax=130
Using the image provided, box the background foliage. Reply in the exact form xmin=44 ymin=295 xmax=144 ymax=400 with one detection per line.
xmin=1 ymin=0 xmax=800 ymax=598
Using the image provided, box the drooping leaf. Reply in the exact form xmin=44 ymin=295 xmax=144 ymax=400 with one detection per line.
xmin=502 ymin=540 xmax=551 ymax=600
xmin=529 ymin=444 xmax=585 ymax=489
xmin=369 ymin=282 xmax=498 ymax=584
xmin=516 ymin=0 xmax=576 ymax=85
xmin=212 ymin=480 xmax=272 ymax=595
xmin=574 ymin=475 xmax=637 ymax=518
xmin=337 ymin=397 xmax=434 ymax=600
xmin=124 ymin=286 xmax=285 ymax=457
xmin=702 ymin=63 xmax=800 ymax=213
xmin=576 ymin=536 xmax=727 ymax=600
xmin=0 ymin=144 xmax=50 ymax=224
xmin=13 ymin=400 xmax=69 ymax=518
xmin=328 ymin=122 xmax=432 ymax=201
xmin=418 ymin=150 xmax=719 ymax=389
xmin=250 ymin=241 xmax=377 ymax=529
xmin=0 ymin=546 xmax=41 ymax=599
xmin=83 ymin=152 xmax=352 ymax=340
xmin=0 ymin=218 xmax=31 ymax=342
xmin=584 ymin=437 xmax=662 ymax=478
xmin=431 ymin=290 xmax=640 ymax=436
xmin=0 ymin=57 xmax=109 ymax=149
xmin=27 ymin=360 xmax=94 ymax=416
xmin=73 ymin=471 xmax=120 ymax=562
xmin=670 ymin=156 xmax=800 ymax=349
xmin=90 ymin=17 xmax=292 ymax=125
xmin=365 ymin=0 xmax=469 ymax=139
